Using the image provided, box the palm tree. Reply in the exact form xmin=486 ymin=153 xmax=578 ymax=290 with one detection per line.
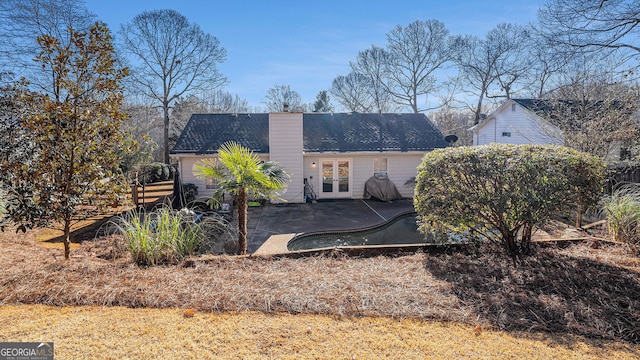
xmin=194 ymin=141 xmax=289 ymax=255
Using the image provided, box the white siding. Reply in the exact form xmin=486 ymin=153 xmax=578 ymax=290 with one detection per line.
xmin=302 ymin=152 xmax=425 ymax=200
xmin=269 ymin=112 xmax=304 ymax=203
xmin=473 ymin=101 xmax=562 ymax=146
xmin=175 ymin=152 xmax=425 ymax=201
xmin=351 ymin=156 xmax=370 ymax=198
xmin=172 ymin=154 xmax=269 ymax=201
xmin=176 ymin=155 xmax=212 ymax=199
xmin=386 ymin=153 xmax=425 ymax=198
xmin=303 ymin=156 xmax=321 ymax=199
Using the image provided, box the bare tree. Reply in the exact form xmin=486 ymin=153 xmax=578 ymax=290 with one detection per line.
xmin=384 ymin=19 xmax=458 ymax=113
xmin=349 ymin=45 xmax=397 ymax=113
xmin=119 ymin=102 xmax=159 ymax=175
xmin=539 ymin=62 xmax=640 ymax=159
xmin=527 ymin=30 xmax=568 ymax=98
xmin=456 ymin=23 xmax=531 ymax=124
xmin=455 ymin=35 xmax=494 ymax=123
xmin=122 ymin=102 xmax=163 ymax=162
xmin=330 ymin=73 xmax=375 ymax=112
xmin=119 ymin=9 xmax=227 ymax=164
xmin=429 ymin=106 xmax=474 ymax=146
xmin=0 ymin=0 xmax=96 ymax=93
xmin=539 ymin=0 xmax=640 ymax=61
xmin=170 ymin=95 xmax=209 ymax=148
xmin=491 ymin=25 xmax=532 ymax=99
xmin=202 ymin=89 xmax=251 ymax=113
xmin=263 ymin=85 xmax=307 ymax=112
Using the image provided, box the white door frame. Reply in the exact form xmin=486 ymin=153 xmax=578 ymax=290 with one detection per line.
xmin=319 ymin=158 xmax=352 ymax=199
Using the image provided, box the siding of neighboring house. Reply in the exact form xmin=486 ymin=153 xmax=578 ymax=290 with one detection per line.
xmin=472 ymin=100 xmax=562 ymax=146
xmin=269 ymin=112 xmax=304 ymax=203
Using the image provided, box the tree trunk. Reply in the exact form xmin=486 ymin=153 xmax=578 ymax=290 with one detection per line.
xmin=504 ymin=233 xmax=516 ymax=259
xmin=411 ymin=91 xmax=418 ymax=113
xmin=163 ymin=102 xmax=170 ymax=164
xmin=521 ymin=222 xmax=534 ymax=256
xmin=236 ymin=188 xmax=248 ymax=255
xmin=575 ymin=202 xmax=583 ymax=228
xmin=473 ymin=93 xmax=484 ymax=125
xmin=63 ymin=218 xmax=71 ymax=260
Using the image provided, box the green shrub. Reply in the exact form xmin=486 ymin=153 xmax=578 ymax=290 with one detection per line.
xmin=601 ymin=184 xmax=640 ymax=250
xmin=181 ymin=183 xmax=198 ymax=204
xmin=414 ymin=144 xmax=606 ymax=260
xmin=137 ymin=163 xmax=162 ymax=183
xmin=160 ymin=163 xmax=170 ymax=181
xmin=135 ymin=162 xmax=177 ymax=183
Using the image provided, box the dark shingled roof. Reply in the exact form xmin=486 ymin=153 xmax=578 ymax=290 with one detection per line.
xmin=171 ymin=112 xmax=448 ymax=154
xmin=302 ymin=113 xmax=448 ymax=152
xmin=511 ymin=98 xmax=634 ymax=124
xmin=512 ymin=99 xmax=553 ymax=113
xmin=172 ymin=113 xmax=270 ymax=154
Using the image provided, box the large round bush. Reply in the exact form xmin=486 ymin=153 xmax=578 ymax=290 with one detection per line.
xmin=414 ymin=144 xmax=606 ymax=259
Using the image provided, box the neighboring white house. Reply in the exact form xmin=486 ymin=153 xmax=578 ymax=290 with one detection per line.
xmin=470 ymin=99 xmax=563 ymax=146
xmin=170 ymin=112 xmax=449 ymax=203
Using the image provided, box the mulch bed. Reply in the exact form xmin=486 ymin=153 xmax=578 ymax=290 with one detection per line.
xmin=1 ymin=228 xmax=639 ymax=343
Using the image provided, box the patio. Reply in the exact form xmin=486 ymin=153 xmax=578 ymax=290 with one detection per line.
xmin=246 ymin=199 xmax=415 ymax=253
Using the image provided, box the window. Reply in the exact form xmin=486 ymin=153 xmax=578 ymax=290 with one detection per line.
xmin=374 ymin=158 xmax=388 ymax=177
xmin=511 ymin=103 xmax=516 ymax=112
xmin=502 ymin=132 xmax=512 ymax=137
xmin=205 ymin=177 xmax=218 ymax=189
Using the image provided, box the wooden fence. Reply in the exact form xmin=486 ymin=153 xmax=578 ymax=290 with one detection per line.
xmin=607 ymin=162 xmax=640 ymax=192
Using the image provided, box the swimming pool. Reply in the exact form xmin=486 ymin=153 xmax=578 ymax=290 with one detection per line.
xmin=287 ymin=212 xmax=432 ymax=251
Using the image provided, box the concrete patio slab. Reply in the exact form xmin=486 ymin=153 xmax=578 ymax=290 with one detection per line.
xmin=247 ymin=199 xmax=415 ymax=253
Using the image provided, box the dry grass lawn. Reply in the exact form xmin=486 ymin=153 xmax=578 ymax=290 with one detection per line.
xmin=1 ymin=305 xmax=638 ymax=359
xmin=1 ymin=225 xmax=639 ymax=358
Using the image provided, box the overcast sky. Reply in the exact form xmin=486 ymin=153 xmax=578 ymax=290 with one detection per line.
xmin=85 ymin=0 xmax=544 ymax=111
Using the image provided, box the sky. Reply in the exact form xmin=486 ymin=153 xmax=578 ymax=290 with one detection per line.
xmin=85 ymin=0 xmax=544 ymax=111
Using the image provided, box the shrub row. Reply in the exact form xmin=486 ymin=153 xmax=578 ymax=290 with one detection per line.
xmin=135 ymin=162 xmax=176 ymax=183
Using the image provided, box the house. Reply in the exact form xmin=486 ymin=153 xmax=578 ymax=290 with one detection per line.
xmin=170 ymin=111 xmax=449 ymax=203
xmin=470 ymin=98 xmax=563 ymax=146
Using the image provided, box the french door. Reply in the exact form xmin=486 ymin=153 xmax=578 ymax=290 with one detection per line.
xmin=320 ymin=159 xmax=351 ymax=198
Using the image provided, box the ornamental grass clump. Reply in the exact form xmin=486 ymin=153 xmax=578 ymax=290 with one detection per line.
xmin=601 ymin=184 xmax=640 ymax=252
xmin=113 ymin=206 xmax=205 ymax=266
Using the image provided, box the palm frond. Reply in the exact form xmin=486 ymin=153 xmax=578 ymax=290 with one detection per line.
xmin=193 ymin=158 xmax=224 ymax=180
xmin=192 ymin=141 xmax=290 ymax=255
xmin=260 ymin=161 xmax=290 ymax=187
